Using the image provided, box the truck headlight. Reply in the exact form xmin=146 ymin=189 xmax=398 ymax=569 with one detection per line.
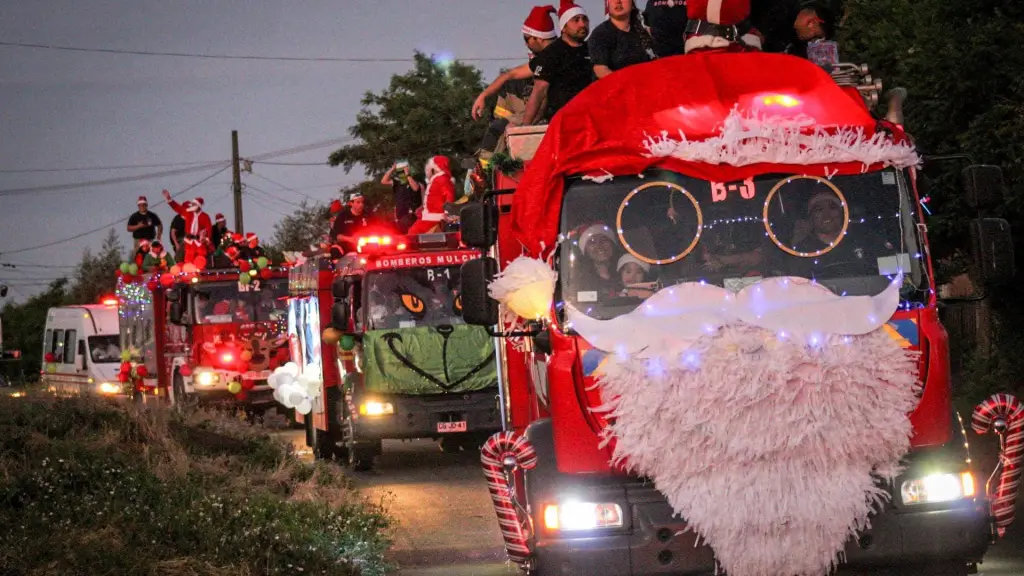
xmin=543 ymin=501 xmax=624 ymax=531
xmin=97 ymin=382 xmax=122 ymax=395
xmin=195 ymin=371 xmax=219 ymax=387
xmin=359 ymin=401 xmax=394 ymax=416
xmin=901 ymin=472 xmax=975 ymax=505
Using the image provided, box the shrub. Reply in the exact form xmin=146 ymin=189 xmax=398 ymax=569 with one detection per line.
xmin=0 ymin=395 xmax=392 ymax=576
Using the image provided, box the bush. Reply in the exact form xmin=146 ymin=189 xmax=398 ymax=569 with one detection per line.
xmin=0 ymin=395 xmax=392 ymax=576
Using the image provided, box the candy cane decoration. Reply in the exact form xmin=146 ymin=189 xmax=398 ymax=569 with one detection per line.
xmin=972 ymin=393 xmax=1023 ymax=538
xmin=481 ymin=431 xmax=538 ymax=563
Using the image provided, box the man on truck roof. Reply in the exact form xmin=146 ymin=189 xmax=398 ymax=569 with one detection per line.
xmin=522 ymin=0 xmax=595 ymax=125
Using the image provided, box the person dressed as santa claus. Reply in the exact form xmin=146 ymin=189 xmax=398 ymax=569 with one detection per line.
xmin=684 ymin=0 xmax=762 ymax=53
xmin=162 ymin=189 xmax=212 ymax=268
xmin=407 ymin=156 xmax=456 ymax=235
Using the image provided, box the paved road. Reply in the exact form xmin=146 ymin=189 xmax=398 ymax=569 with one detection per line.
xmin=278 ymin=429 xmax=1024 ymax=576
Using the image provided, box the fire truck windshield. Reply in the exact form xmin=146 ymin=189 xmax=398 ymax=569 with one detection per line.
xmin=364 ymin=266 xmax=465 ymax=330
xmin=560 ymin=169 xmax=928 ymax=320
xmin=192 ymin=278 xmax=289 ymax=324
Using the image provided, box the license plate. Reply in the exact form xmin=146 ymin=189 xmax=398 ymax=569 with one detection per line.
xmin=437 ymin=421 xmax=467 ymax=433
xmin=242 ymin=370 xmax=271 ymax=380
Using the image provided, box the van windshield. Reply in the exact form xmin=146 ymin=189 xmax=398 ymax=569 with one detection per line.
xmin=89 ymin=336 xmax=122 ymax=364
xmin=559 ymin=169 xmax=928 ymax=321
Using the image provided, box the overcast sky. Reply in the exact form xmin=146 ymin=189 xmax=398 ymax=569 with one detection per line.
xmin=0 ymin=0 xmax=609 ymax=302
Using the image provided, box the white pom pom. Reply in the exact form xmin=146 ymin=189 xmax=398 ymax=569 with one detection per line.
xmin=296 ymin=399 xmax=313 ymax=415
xmin=489 ymin=256 xmax=556 ymax=320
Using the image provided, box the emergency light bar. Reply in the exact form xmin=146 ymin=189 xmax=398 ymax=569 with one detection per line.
xmin=354 ymin=232 xmax=461 ymax=255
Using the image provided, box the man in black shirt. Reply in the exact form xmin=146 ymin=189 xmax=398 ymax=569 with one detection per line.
xmin=380 ymin=163 xmax=422 ymax=233
xmin=169 ymin=213 xmax=186 ymax=262
xmin=211 ymin=213 xmax=230 ymax=249
xmin=750 ymin=0 xmax=835 ymax=58
xmin=643 ymin=0 xmax=688 ymax=57
xmin=330 ymin=193 xmax=373 ymax=255
xmin=590 ymin=0 xmax=656 ymax=78
xmin=523 ymin=1 xmax=594 ymax=125
xmin=126 ymin=195 xmax=163 ymax=250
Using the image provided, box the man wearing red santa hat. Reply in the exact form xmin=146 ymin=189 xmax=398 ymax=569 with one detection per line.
xmin=407 ymin=156 xmax=456 ymax=235
xmin=162 ymin=189 xmax=212 ymax=267
xmin=522 ymin=0 xmax=594 ymax=125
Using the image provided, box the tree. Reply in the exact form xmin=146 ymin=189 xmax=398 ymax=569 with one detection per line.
xmin=1 ymin=278 xmax=69 ymax=381
xmin=270 ymin=201 xmax=333 ymax=254
xmin=70 ymin=229 xmax=123 ymax=304
xmin=328 ymin=52 xmax=486 ymax=180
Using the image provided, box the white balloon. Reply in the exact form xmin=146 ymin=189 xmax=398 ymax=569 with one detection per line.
xmin=273 ymin=388 xmax=283 ymax=404
xmin=296 ymin=399 xmax=312 ymax=415
xmin=282 ymin=362 xmax=300 ymax=377
xmin=305 ymin=379 xmax=323 ymax=398
xmin=287 ymin=390 xmax=306 ymax=408
xmin=267 ymin=373 xmax=284 ymax=389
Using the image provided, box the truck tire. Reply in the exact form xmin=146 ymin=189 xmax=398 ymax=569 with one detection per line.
xmin=343 ymin=417 xmax=377 ymax=471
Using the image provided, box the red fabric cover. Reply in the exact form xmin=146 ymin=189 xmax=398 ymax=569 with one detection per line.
xmin=510 ymin=52 xmax=886 ymax=258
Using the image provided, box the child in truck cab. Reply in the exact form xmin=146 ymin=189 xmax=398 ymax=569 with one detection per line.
xmin=617 ymin=253 xmax=656 ymax=299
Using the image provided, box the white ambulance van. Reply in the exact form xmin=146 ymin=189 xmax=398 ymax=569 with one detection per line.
xmin=41 ymin=299 xmax=124 ymax=396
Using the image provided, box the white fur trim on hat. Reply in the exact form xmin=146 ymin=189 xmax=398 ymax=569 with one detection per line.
xmin=523 ymin=25 xmax=558 ymax=39
xmin=578 ymin=223 xmax=615 ymax=253
xmin=617 ymin=253 xmax=650 ymax=273
xmin=559 ymin=5 xmax=585 ymax=30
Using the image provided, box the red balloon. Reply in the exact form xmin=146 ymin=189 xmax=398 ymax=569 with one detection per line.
xmin=330 ymin=199 xmax=343 ymax=214
xmin=135 ymin=365 xmax=149 ymax=378
xmin=44 ymin=353 xmax=55 ymax=363
xmin=160 ymin=274 xmax=174 ymax=287
xmin=115 ymin=270 xmax=123 ymax=278
xmin=260 ymin=268 xmax=272 ymax=280
xmin=241 ymin=379 xmax=255 ymax=391
xmin=179 ymin=365 xmax=193 ymax=377
xmin=238 ymin=260 xmax=251 ymax=272
xmin=194 ymin=256 xmax=208 ymax=270
xmin=170 ymin=264 xmax=182 ymax=276
xmin=147 ymin=280 xmax=158 ymax=291
xmin=118 ymin=372 xmax=130 ymax=383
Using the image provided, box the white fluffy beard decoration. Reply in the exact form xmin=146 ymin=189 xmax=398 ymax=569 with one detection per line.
xmin=595 ymin=325 xmax=920 ymax=576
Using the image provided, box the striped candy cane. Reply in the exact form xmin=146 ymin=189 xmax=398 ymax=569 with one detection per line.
xmin=481 ymin=431 xmax=538 ymax=563
xmin=972 ymin=393 xmax=1023 ymax=538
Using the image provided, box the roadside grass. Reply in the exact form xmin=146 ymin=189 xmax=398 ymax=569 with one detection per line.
xmin=0 ymin=394 xmax=393 ymax=576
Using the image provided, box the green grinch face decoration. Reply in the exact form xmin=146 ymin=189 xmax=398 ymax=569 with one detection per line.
xmin=360 ymin=267 xmax=495 ymax=395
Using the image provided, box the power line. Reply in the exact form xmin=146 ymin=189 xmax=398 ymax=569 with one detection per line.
xmin=0 ymin=160 xmax=227 ymax=173
xmin=0 ymin=165 xmax=231 ymax=255
xmin=248 ymin=173 xmax=319 ymax=202
xmin=0 ymin=41 xmax=522 ymax=63
xmin=251 ymin=160 xmax=328 ymax=167
xmin=245 ymin=184 xmax=305 ymax=209
xmin=0 ymin=161 xmax=231 ymax=196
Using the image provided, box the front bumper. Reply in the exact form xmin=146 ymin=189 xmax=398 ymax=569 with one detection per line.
xmin=351 ymin=389 xmax=501 ymax=440
xmin=194 ymin=385 xmax=275 ymax=406
xmin=531 ymin=482 xmax=990 ymax=576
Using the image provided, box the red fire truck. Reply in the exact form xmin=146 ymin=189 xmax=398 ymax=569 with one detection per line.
xmin=286 ymin=231 xmax=502 ymax=470
xmin=116 ymin=266 xmax=291 ymax=406
xmin=457 ymin=54 xmax=1018 ymax=575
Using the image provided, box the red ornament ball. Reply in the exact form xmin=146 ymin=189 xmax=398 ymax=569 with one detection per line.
xmin=239 ymin=260 xmax=251 ymax=272
xmin=179 ymin=365 xmax=193 ymax=377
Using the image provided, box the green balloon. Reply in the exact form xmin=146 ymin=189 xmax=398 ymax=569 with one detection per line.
xmin=239 ymin=273 xmax=252 ymax=285
xmin=256 ymin=256 xmax=269 ymax=269
xmin=227 ymin=381 xmax=242 ymax=395
xmin=45 ymin=363 xmax=57 ymax=374
xmin=127 ymin=263 xmax=138 ymax=275
xmin=340 ymin=334 xmax=356 ymax=351
xmin=120 ymin=350 xmax=132 ymax=362
xmin=119 ymin=262 xmax=130 ymax=274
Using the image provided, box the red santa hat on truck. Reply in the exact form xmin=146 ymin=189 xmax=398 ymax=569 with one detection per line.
xmin=523 ymin=5 xmax=558 ymax=39
xmin=557 ymin=0 xmax=586 ymax=30
xmin=187 ymin=197 xmax=205 ymax=212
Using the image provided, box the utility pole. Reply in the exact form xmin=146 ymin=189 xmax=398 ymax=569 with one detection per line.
xmin=231 ymin=130 xmax=244 ymax=234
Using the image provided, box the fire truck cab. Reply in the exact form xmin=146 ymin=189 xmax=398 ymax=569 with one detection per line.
xmin=287 ymin=231 xmax=502 ymax=470
xmin=116 ymin=266 xmax=291 ymax=406
xmin=458 ymin=53 xmax=1017 ymax=576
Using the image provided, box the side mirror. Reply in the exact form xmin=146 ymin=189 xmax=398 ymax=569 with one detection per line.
xmin=332 ymin=277 xmax=348 ymax=300
xmin=962 ymin=165 xmax=1004 ymax=211
xmin=459 ymin=202 xmax=497 ymax=249
xmin=331 ymin=301 xmax=350 ymax=331
xmin=460 ymin=257 xmax=499 ymax=326
xmin=968 ymin=218 xmax=1015 ymax=286
xmin=166 ymin=288 xmax=180 ymax=303
xmin=169 ymin=301 xmax=185 ymax=325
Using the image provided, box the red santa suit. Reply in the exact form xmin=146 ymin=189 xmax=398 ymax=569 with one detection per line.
xmin=408 ymin=156 xmax=456 ymax=235
xmin=167 ymin=197 xmax=212 ymax=266
xmin=685 ymin=0 xmax=761 ymax=53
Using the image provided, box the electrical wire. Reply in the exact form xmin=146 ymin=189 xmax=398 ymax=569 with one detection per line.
xmin=0 ymin=165 xmax=231 ymax=255
xmin=0 ymin=41 xmax=522 ymax=63
xmin=248 ymin=173 xmax=319 ymax=202
xmin=0 ymin=160 xmax=228 ymax=173
xmin=245 ymin=184 xmax=305 ymax=209
xmin=251 ymin=160 xmax=328 ymax=167
xmin=0 ymin=161 xmax=231 ymax=196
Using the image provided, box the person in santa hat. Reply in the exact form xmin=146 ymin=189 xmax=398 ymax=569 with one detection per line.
xmin=683 ymin=0 xmax=762 ymax=52
xmin=237 ymin=232 xmax=266 ymax=261
xmin=126 ymin=195 xmax=163 ymax=250
xmin=162 ymin=189 xmax=212 ymax=267
xmin=522 ymin=0 xmax=594 ymax=125
xmin=408 ymin=156 xmax=456 ymax=235
xmin=133 ymin=239 xmax=151 ymax=269
xmin=470 ymin=5 xmax=559 ymax=131
xmin=142 ymin=240 xmax=172 ymax=272
xmin=211 ymin=213 xmax=230 ymax=249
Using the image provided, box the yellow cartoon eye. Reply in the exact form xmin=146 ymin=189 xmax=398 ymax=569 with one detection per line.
xmin=401 ymin=294 xmax=424 ymax=314
xmin=453 ymin=294 xmax=463 ymax=314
